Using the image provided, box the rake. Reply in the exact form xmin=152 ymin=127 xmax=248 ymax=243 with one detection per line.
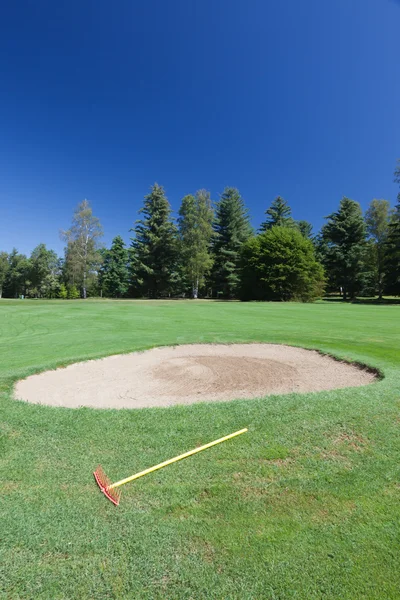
xmin=93 ymin=427 xmax=248 ymax=505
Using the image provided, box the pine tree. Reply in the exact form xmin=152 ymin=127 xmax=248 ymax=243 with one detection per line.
xmin=384 ymin=160 xmax=400 ymax=295
xmin=321 ymin=197 xmax=366 ymax=300
xmin=29 ymin=244 xmax=59 ymax=297
xmin=0 ymin=252 xmax=8 ymax=299
xmin=260 ymin=196 xmax=294 ymax=231
xmin=212 ymin=187 xmax=252 ymax=298
xmin=178 ymin=190 xmax=214 ymax=298
xmin=100 ymin=236 xmax=129 ymax=298
xmin=130 ymin=184 xmax=178 ymax=298
xmin=365 ymin=199 xmax=391 ymax=299
xmin=3 ymin=249 xmax=30 ymax=298
xmin=296 ymin=220 xmax=313 ymax=239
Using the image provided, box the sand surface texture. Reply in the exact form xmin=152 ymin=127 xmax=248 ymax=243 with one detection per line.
xmin=15 ymin=344 xmax=376 ymax=409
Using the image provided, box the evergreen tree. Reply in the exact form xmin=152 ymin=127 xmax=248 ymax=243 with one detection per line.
xmin=321 ymin=197 xmax=366 ymax=300
xmin=100 ymin=236 xmax=129 ymax=298
xmin=3 ymin=249 xmax=30 ymax=298
xmin=0 ymin=251 xmax=8 ymax=298
xmin=62 ymin=199 xmax=103 ymax=299
xmin=365 ymin=199 xmax=391 ymax=299
xmin=212 ymin=187 xmax=252 ymax=298
xmin=260 ymin=196 xmax=294 ymax=231
xmin=296 ymin=220 xmax=313 ymax=239
xmin=29 ymin=244 xmax=59 ymax=297
xmin=240 ymin=226 xmax=325 ymax=302
xmin=178 ymin=190 xmax=214 ymax=298
xmin=130 ymin=184 xmax=178 ymax=298
xmin=384 ymin=160 xmax=400 ymax=295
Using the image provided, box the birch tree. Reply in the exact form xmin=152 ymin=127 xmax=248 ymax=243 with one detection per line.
xmin=178 ymin=190 xmax=214 ymax=298
xmin=62 ymin=200 xmax=103 ymax=298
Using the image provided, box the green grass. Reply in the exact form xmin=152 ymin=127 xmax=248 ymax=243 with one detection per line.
xmin=1 ymin=299 xmax=399 ymax=599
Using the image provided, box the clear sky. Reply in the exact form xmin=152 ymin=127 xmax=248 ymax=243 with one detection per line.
xmin=1 ymin=0 xmax=399 ymax=256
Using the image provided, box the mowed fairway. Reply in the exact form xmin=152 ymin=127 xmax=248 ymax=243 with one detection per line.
xmin=1 ymin=300 xmax=399 ymax=599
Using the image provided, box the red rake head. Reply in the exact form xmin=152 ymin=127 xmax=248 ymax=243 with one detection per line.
xmin=93 ymin=465 xmax=121 ymax=506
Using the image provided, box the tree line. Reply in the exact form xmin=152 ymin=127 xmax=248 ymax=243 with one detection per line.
xmin=1 ymin=160 xmax=399 ymax=302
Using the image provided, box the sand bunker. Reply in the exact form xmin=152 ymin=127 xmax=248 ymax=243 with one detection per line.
xmin=14 ymin=344 xmax=377 ymax=409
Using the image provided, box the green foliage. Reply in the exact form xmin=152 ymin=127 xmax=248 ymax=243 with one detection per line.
xmin=29 ymin=243 xmax=60 ymax=297
xmin=58 ymin=283 xmax=68 ymax=299
xmin=100 ymin=236 xmax=129 ymax=298
xmin=358 ymin=241 xmax=379 ymax=297
xmin=384 ymin=161 xmax=400 ymax=295
xmin=260 ymin=196 xmax=295 ymax=231
xmin=0 ymin=251 xmax=8 ymax=298
xmin=67 ymin=284 xmax=80 ymax=299
xmin=212 ymin=187 xmax=252 ymax=298
xmin=130 ymin=184 xmax=178 ymax=298
xmin=4 ymin=170 xmax=400 ymax=303
xmin=62 ymin=199 xmax=103 ymax=299
xmin=296 ymin=220 xmax=313 ymax=239
xmin=178 ymin=190 xmax=214 ymax=298
xmin=39 ymin=273 xmax=60 ymax=299
xmin=320 ymin=197 xmax=367 ymax=299
xmin=240 ymin=226 xmax=325 ymax=301
xmin=2 ymin=248 xmax=30 ymax=298
xmin=365 ymin=199 xmax=391 ymax=298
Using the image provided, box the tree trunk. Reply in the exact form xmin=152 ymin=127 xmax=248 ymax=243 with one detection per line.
xmin=0 ymin=287 xmax=2 ymax=299
xmin=83 ymin=237 xmax=88 ymax=299
xmin=192 ymin=279 xmax=198 ymax=299
xmin=343 ymin=287 xmax=347 ymax=301
xmin=378 ymin=270 xmax=383 ymax=300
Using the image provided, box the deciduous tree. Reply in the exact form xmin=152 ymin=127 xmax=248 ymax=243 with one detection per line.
xmin=240 ymin=227 xmax=325 ymax=302
xmin=178 ymin=190 xmax=214 ymax=298
xmin=58 ymin=283 xmax=68 ymax=299
xmin=62 ymin=200 xmax=103 ymax=299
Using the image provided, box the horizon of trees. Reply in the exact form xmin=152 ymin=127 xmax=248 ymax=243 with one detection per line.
xmin=1 ymin=159 xmax=399 ymax=302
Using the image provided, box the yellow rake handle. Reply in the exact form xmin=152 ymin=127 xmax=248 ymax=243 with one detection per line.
xmin=109 ymin=428 xmax=248 ymax=489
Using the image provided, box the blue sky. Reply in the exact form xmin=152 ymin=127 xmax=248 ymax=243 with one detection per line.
xmin=1 ymin=0 xmax=399 ymax=256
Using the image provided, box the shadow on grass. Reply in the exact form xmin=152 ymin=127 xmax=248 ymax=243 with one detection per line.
xmin=323 ymin=295 xmax=400 ymax=305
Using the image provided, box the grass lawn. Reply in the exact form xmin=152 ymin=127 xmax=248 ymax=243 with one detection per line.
xmin=1 ymin=299 xmax=399 ymax=599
